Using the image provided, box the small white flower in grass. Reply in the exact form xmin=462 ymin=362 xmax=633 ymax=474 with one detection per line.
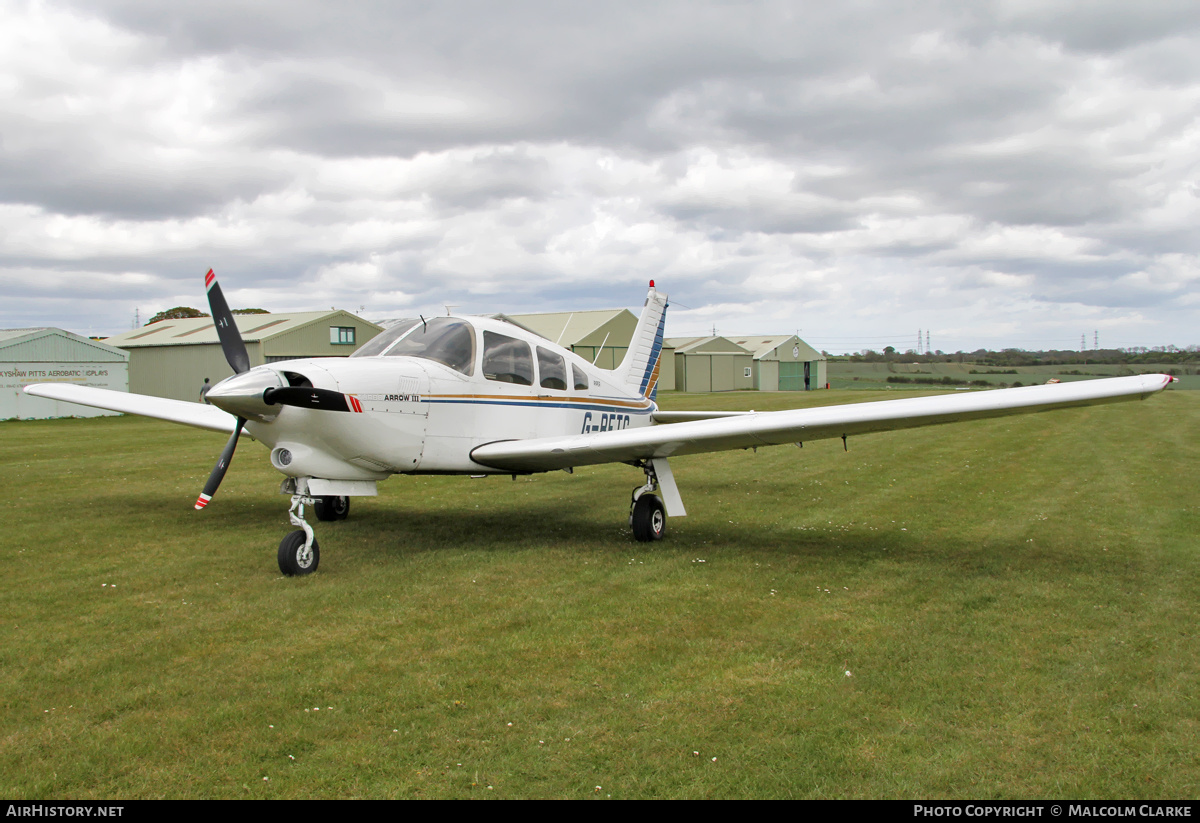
xmin=263 ymin=776 xmax=269 ymax=781
xmin=507 ymin=722 xmax=512 ymax=726
xmin=712 ymin=757 xmax=717 ymax=762
xmin=693 ymin=751 xmax=699 ymax=756
xmin=845 ymin=671 xmax=852 ymax=677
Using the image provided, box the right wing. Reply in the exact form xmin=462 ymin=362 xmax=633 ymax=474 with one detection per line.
xmin=471 ymin=374 xmax=1174 ymax=473
xmin=650 ymin=410 xmax=751 ymax=423
xmin=23 ymin=384 xmax=239 ymax=434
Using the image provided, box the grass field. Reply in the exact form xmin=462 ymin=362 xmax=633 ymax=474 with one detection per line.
xmin=2 ymin=388 xmax=1198 ymax=799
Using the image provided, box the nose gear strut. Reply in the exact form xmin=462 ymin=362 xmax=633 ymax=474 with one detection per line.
xmin=277 ymin=483 xmax=320 ymax=576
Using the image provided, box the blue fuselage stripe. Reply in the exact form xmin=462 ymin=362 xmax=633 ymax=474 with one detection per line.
xmin=423 ymin=398 xmax=652 ymax=414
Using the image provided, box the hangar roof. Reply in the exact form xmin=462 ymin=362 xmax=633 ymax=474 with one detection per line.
xmin=0 ymin=328 xmax=128 ymax=361
xmin=497 ymin=308 xmax=635 ymax=347
xmin=666 ymin=336 xmax=752 ymax=355
xmin=730 ymin=335 xmax=825 ymax=361
xmin=104 ymin=311 xmax=376 ymax=348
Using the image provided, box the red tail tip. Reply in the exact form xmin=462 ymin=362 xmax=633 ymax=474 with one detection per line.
xmin=649 ymin=279 xmax=655 ymax=288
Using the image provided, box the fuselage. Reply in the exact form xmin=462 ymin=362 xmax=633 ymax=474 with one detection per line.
xmin=207 ymin=314 xmax=657 ymax=480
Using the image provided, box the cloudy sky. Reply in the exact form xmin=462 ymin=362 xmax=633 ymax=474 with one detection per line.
xmin=3 ymin=0 xmax=1198 ymax=353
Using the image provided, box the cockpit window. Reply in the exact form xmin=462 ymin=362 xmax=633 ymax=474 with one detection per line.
xmin=537 ymin=347 xmax=567 ymax=391
xmin=384 ymin=318 xmax=476 ymax=375
xmin=350 ymin=319 xmax=420 ymax=358
xmin=483 ymin=331 xmax=534 ymax=386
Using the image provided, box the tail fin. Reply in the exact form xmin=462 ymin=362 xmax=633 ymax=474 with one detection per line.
xmin=615 ymin=281 xmax=668 ymax=400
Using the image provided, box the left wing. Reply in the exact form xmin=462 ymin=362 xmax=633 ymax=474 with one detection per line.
xmin=471 ymin=374 xmax=1174 ymax=473
xmin=23 ymin=384 xmax=239 ymax=433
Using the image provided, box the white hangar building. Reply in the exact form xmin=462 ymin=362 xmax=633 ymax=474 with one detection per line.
xmin=1 ymin=328 xmax=130 ymax=420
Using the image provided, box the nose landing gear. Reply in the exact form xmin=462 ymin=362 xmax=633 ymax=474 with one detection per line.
xmin=279 ymin=493 xmax=320 ymax=576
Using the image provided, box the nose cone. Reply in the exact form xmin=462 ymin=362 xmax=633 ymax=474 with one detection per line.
xmin=207 ymin=369 xmax=284 ymax=421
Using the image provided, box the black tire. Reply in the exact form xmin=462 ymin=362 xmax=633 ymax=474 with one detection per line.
xmin=314 ymin=495 xmax=349 ymax=521
xmin=278 ymin=530 xmax=320 ymax=576
xmin=631 ymin=494 xmax=666 ymax=542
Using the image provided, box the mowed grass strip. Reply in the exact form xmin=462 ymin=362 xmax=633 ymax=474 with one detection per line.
xmin=1 ymin=389 xmax=1197 ymax=798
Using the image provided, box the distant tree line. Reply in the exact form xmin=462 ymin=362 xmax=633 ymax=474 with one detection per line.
xmin=832 ymin=346 xmax=1200 ymax=367
xmin=145 ymin=307 xmax=269 ymax=325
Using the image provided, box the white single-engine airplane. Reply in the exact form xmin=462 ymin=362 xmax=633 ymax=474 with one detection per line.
xmin=26 ymin=270 xmax=1175 ymax=576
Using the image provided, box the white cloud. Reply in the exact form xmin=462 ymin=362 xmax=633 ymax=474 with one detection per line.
xmin=1 ymin=0 xmax=1198 ymax=350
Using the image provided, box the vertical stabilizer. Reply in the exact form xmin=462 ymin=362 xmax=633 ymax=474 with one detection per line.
xmin=615 ymin=281 xmax=668 ymax=399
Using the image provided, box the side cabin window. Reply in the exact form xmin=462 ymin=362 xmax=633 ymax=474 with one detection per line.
xmin=572 ymin=364 xmax=589 ymax=391
xmin=483 ymin=331 xmax=534 ymax=386
xmin=384 ymin=318 xmax=475 ymax=375
xmin=537 ymin=347 xmax=568 ymax=391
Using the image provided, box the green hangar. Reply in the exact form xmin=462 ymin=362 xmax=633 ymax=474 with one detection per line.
xmin=104 ymin=311 xmax=381 ymax=403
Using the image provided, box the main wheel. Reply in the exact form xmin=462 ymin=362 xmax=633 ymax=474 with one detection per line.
xmin=631 ymin=494 xmax=666 ymax=542
xmin=314 ymin=495 xmax=349 ymax=521
xmin=278 ymin=530 xmax=320 ymax=576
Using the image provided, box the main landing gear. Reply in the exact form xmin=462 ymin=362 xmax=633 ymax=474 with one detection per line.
xmin=314 ymin=495 xmax=350 ymax=522
xmin=629 ymin=462 xmax=667 ymax=542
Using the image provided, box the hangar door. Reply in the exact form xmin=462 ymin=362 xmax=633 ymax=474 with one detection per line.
xmin=779 ymin=361 xmax=804 ymax=391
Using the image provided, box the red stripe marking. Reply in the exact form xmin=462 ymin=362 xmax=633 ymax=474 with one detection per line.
xmin=349 ymin=395 xmax=363 ymax=413
xmin=204 ymin=269 xmax=215 ymax=290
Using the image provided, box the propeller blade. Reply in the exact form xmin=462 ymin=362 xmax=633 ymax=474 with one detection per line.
xmin=195 ymin=416 xmax=246 ymax=510
xmin=263 ymin=386 xmax=363 ymax=413
xmin=204 ymin=269 xmax=251 ymax=375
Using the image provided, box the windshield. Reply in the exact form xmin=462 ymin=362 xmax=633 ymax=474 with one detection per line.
xmin=385 ymin=317 xmax=476 ymax=375
xmin=351 ymin=319 xmax=421 ymax=358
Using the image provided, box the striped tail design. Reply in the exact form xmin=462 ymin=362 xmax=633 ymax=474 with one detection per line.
xmin=615 ymin=282 xmax=668 ymax=399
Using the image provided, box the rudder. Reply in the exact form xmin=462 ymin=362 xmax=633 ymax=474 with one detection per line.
xmin=614 ymin=281 xmax=668 ymax=399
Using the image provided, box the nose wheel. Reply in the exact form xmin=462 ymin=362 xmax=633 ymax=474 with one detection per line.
xmin=279 ymin=529 xmax=320 ymax=576
xmin=279 ymin=493 xmax=320 ymax=575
